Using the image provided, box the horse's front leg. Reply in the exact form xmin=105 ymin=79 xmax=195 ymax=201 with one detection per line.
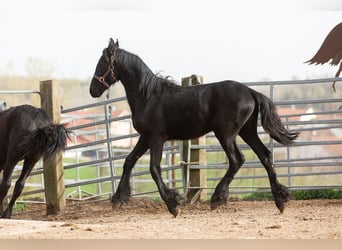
xmin=149 ymin=138 xmax=183 ymax=217
xmin=111 ymin=136 xmax=149 ymax=207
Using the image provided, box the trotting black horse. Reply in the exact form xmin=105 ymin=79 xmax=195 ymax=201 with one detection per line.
xmin=90 ymin=38 xmax=299 ymax=217
xmin=0 ymin=104 xmax=71 ymax=218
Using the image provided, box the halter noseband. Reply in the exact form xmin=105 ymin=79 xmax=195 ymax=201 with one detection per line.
xmin=93 ymin=53 xmax=117 ymax=89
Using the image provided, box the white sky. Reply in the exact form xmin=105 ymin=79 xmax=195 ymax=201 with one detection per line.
xmin=0 ymin=0 xmax=341 ymax=83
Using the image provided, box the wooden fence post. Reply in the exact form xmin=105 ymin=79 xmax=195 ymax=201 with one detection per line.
xmin=181 ymin=75 xmax=207 ymax=203
xmin=40 ymin=80 xmax=65 ymax=215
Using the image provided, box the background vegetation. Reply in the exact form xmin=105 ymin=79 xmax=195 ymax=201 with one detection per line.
xmin=1 ymin=57 xmax=340 ymax=110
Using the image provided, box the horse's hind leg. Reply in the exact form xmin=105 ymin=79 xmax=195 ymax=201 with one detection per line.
xmin=239 ymin=123 xmax=290 ymax=213
xmin=0 ymin=159 xmax=18 ymax=218
xmin=211 ymin=134 xmax=245 ymax=209
xmin=1 ymin=156 xmax=39 ymax=219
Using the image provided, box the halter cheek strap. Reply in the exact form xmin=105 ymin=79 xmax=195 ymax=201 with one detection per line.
xmin=93 ymin=67 xmax=113 ymax=89
xmin=93 ymin=55 xmax=117 ymax=90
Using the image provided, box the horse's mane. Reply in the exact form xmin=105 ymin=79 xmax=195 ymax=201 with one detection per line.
xmin=115 ymin=48 xmax=180 ymax=98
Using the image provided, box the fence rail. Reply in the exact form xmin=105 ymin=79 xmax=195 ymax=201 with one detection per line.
xmin=3 ymin=77 xmax=342 ymax=207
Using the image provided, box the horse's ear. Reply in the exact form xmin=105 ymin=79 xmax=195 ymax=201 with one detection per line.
xmin=109 ymin=38 xmax=119 ymax=53
xmin=109 ymin=38 xmax=115 ymax=49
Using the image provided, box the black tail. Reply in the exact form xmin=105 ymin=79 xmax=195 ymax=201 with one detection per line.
xmin=20 ymin=124 xmax=71 ymax=161
xmin=253 ymin=91 xmax=299 ymax=145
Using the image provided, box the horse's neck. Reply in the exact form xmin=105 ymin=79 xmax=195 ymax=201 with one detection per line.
xmin=117 ymin=53 xmax=156 ymax=114
xmin=120 ymin=77 xmax=144 ymax=116
xmin=125 ymin=91 xmax=138 ymax=115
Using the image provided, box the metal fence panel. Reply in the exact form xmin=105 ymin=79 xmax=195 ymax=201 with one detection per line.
xmin=3 ymin=77 xmax=342 ymax=205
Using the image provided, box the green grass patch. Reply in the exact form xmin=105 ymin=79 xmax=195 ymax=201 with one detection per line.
xmin=242 ymin=190 xmax=274 ymax=201
xmin=291 ymin=189 xmax=342 ymax=200
xmin=243 ymin=188 xmax=342 ymax=201
xmin=13 ymin=203 xmax=29 ymax=213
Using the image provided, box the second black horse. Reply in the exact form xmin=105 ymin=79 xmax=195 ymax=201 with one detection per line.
xmin=0 ymin=105 xmax=71 ymax=218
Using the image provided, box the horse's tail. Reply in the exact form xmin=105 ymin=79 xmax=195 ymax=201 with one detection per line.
xmin=20 ymin=124 xmax=71 ymax=161
xmin=252 ymin=91 xmax=299 ymax=145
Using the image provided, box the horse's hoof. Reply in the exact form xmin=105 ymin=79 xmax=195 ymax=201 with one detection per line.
xmin=111 ymin=196 xmax=129 ymax=209
xmin=210 ymin=193 xmax=227 ymax=210
xmin=111 ymin=201 xmax=121 ymax=209
xmin=169 ymin=206 xmax=181 ymax=218
xmin=0 ymin=212 xmax=11 ymax=219
xmin=166 ymin=197 xmax=182 ymax=217
xmin=210 ymin=200 xmax=226 ymax=210
xmin=274 ymin=184 xmax=291 ymax=213
xmin=210 ymin=202 xmax=219 ymax=210
xmin=275 ymin=199 xmax=285 ymax=213
xmin=210 ymin=188 xmax=229 ymax=209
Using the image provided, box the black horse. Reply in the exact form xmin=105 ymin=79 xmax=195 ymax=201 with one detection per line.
xmin=90 ymin=38 xmax=299 ymax=217
xmin=0 ymin=105 xmax=70 ymax=218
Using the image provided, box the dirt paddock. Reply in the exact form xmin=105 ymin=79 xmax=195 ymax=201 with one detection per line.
xmin=0 ymin=199 xmax=341 ymax=239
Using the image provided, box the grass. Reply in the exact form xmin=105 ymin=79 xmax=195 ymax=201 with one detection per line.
xmin=291 ymin=189 xmax=342 ymax=200
xmin=243 ymin=189 xmax=342 ymax=201
xmin=12 ymin=202 xmax=29 ymax=213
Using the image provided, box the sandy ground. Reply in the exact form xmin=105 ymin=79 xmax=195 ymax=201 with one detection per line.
xmin=0 ymin=199 xmax=341 ymax=239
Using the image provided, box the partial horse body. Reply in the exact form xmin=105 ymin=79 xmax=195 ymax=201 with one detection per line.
xmin=0 ymin=105 xmax=70 ymax=218
xmin=306 ymin=22 xmax=342 ymax=91
xmin=90 ymin=39 xmax=299 ymax=217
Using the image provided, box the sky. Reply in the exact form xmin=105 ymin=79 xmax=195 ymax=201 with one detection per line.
xmin=0 ymin=0 xmax=341 ymax=83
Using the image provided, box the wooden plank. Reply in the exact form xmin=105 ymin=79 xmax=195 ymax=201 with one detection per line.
xmin=40 ymin=80 xmax=65 ymax=215
xmin=181 ymin=75 xmax=207 ymax=202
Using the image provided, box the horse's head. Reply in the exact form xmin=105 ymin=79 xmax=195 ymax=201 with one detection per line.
xmin=90 ymin=38 xmax=120 ymax=97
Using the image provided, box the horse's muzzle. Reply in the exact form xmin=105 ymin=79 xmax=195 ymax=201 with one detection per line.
xmin=89 ymin=82 xmax=102 ymax=98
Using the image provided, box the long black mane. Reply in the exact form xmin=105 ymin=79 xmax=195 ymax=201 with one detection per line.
xmin=115 ymin=48 xmax=180 ymax=98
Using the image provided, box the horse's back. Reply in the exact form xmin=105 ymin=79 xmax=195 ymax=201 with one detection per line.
xmin=205 ymin=80 xmax=256 ymax=121
xmin=5 ymin=105 xmax=50 ymax=130
xmin=153 ymin=80 xmax=256 ymax=140
xmin=205 ymin=80 xmax=253 ymax=97
xmin=0 ymin=105 xmax=51 ymax=161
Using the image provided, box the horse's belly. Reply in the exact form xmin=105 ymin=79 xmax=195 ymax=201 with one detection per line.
xmin=165 ymin=118 xmax=210 ymax=140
